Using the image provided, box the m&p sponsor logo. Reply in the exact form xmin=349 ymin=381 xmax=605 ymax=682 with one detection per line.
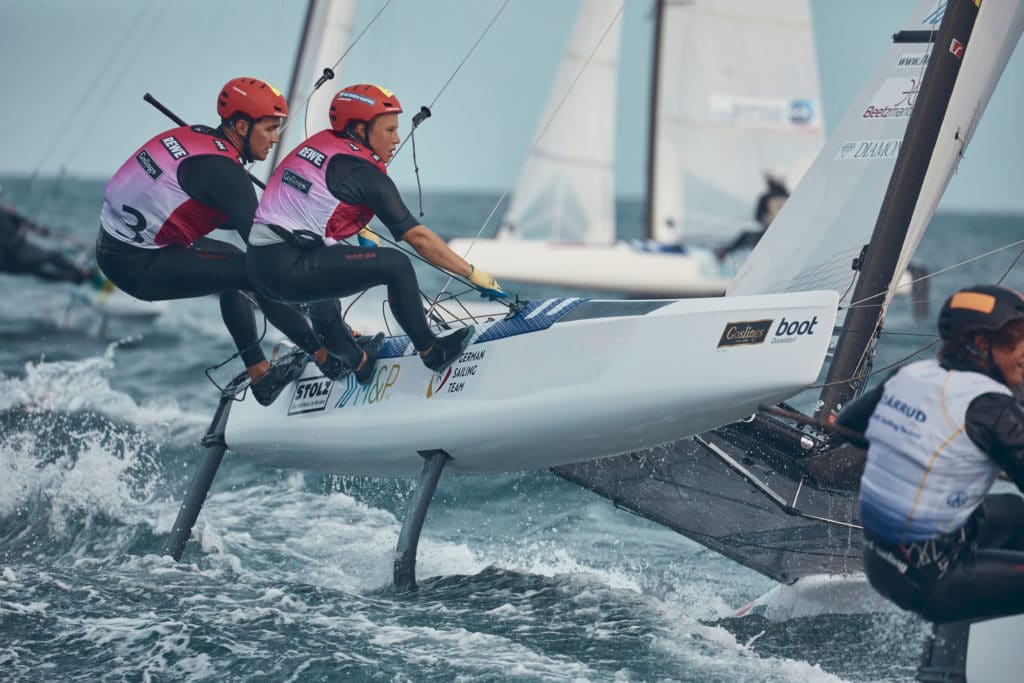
xmin=288 ymin=377 xmax=334 ymax=415
xmin=717 ymin=319 xmax=773 ymax=347
xmin=335 ymin=363 xmax=401 ymax=408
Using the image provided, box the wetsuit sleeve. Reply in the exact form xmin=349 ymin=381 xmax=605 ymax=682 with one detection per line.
xmin=325 ymin=155 xmax=420 ymax=240
xmin=178 ymin=156 xmax=258 ymax=242
xmin=964 ymin=392 xmax=1024 ymax=490
xmin=835 ymin=381 xmax=886 ymax=436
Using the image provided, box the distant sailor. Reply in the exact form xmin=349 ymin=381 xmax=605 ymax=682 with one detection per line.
xmin=716 ymin=172 xmax=790 ymax=261
xmin=95 ymin=77 xmax=340 ymax=404
xmin=0 ymin=187 xmax=97 ymax=286
xmin=247 ymin=83 xmax=508 ymax=378
xmin=837 ymin=284 xmax=1024 ymax=623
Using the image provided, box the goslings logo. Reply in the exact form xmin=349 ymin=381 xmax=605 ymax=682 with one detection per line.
xmin=288 ymin=377 xmax=334 ymax=415
xmin=718 ymin=319 xmax=773 ymax=347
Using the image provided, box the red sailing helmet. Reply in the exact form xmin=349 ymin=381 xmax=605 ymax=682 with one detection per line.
xmin=329 ymin=84 xmax=402 ymax=133
xmin=217 ymin=77 xmax=288 ymax=122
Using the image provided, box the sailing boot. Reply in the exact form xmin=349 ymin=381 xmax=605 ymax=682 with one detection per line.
xmin=317 ymin=353 xmax=351 ymax=382
xmin=421 ymin=326 xmax=475 ymax=374
xmin=250 ymin=351 xmax=307 ymax=406
xmin=352 ymin=332 xmax=385 ymax=385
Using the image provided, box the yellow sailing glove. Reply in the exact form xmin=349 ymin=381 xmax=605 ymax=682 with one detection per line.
xmin=357 ymin=226 xmax=381 ymax=248
xmin=467 ymin=265 xmax=508 ymax=300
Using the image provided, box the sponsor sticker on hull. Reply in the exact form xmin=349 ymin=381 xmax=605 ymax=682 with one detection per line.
xmin=426 ymin=348 xmax=486 ymax=396
xmin=288 ymin=377 xmax=334 ymax=415
xmin=770 ymin=316 xmax=819 ymax=344
xmin=718 ymin=320 xmax=773 ymax=347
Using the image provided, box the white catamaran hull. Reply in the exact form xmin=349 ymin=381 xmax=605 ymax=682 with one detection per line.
xmin=447 ymin=237 xmax=735 ymax=297
xmin=227 ymin=291 xmax=837 ymax=477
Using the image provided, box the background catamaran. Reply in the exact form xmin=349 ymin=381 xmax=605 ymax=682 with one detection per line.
xmin=557 ymin=1 xmax=1024 ymax=680
xmin=447 ymin=0 xmax=825 ymax=297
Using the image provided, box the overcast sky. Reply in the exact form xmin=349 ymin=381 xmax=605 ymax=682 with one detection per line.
xmin=0 ymin=0 xmax=1021 ymax=212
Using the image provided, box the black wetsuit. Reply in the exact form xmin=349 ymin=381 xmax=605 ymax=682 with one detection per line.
xmin=95 ymin=129 xmax=320 ymax=367
xmin=0 ymin=209 xmax=88 ymax=284
xmin=248 ymin=154 xmax=436 ymax=358
xmin=837 ymin=359 xmax=1024 ymax=623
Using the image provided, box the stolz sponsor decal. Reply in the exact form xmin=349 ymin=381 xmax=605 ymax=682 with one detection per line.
xmin=835 ymin=138 xmax=902 ymax=161
xmin=335 ymin=363 xmax=400 ymax=408
xmin=281 ymin=169 xmax=312 ymax=194
xmin=296 ymin=145 xmax=327 ymax=168
xmin=862 ymin=78 xmax=918 ymax=120
xmin=288 ymin=377 xmax=334 ymax=415
xmin=160 ymin=135 xmax=188 ymax=160
xmin=135 ymin=150 xmax=163 ymax=179
xmin=426 ymin=349 xmax=485 ymax=396
xmin=770 ymin=316 xmax=819 ymax=344
xmin=717 ymin=320 xmax=772 ymax=347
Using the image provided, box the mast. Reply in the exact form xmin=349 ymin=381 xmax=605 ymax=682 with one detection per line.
xmin=816 ymin=0 xmax=981 ymax=419
xmin=270 ymin=0 xmax=319 ymax=172
xmin=643 ymin=0 xmax=666 ymax=241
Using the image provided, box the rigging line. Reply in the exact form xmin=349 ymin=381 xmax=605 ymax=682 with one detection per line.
xmin=846 ymin=238 xmax=1024 ymax=308
xmin=389 ymin=0 xmax=514 ymax=164
xmin=290 ymin=0 xmax=396 ymax=141
xmin=450 ymin=0 xmax=629 ymax=265
xmin=436 ymin=1 xmax=629 ymax=307
xmin=809 ymin=337 xmax=940 ymax=390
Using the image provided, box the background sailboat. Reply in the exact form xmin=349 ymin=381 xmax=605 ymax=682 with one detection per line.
xmin=449 ymin=0 xmax=825 ymax=297
xmin=556 ymin=3 xmax=1024 ymax=671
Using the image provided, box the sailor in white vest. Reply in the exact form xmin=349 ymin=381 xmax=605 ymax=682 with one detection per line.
xmin=837 ymin=284 xmax=1024 ymax=623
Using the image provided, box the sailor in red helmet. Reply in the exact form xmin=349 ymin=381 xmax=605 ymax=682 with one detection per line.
xmin=248 ymin=84 xmax=506 ymax=379
xmin=95 ymin=77 xmax=340 ymax=405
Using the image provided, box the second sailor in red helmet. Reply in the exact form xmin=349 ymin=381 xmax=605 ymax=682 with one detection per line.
xmin=248 ymin=84 xmax=507 ymax=378
xmin=96 ymin=77 xmax=339 ymax=405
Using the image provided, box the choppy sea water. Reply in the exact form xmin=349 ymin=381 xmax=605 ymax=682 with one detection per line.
xmin=2 ymin=176 xmax=1022 ymax=681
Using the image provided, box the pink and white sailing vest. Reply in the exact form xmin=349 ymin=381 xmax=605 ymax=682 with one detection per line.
xmin=100 ymin=126 xmax=242 ymax=248
xmin=255 ymin=130 xmax=387 ymax=242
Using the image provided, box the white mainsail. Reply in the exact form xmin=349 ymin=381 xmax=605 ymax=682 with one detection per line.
xmin=731 ymin=0 xmax=1023 ymax=318
xmin=649 ymin=0 xmax=824 ymax=243
xmin=729 ymin=2 xmax=943 ymax=302
xmin=498 ymin=0 xmax=624 ymax=244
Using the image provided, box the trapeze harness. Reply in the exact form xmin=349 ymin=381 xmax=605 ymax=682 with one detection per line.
xmin=857 ymin=358 xmax=1024 ymax=622
xmin=95 ymin=125 xmax=320 ymax=365
xmin=248 ymin=132 xmax=437 ymax=351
